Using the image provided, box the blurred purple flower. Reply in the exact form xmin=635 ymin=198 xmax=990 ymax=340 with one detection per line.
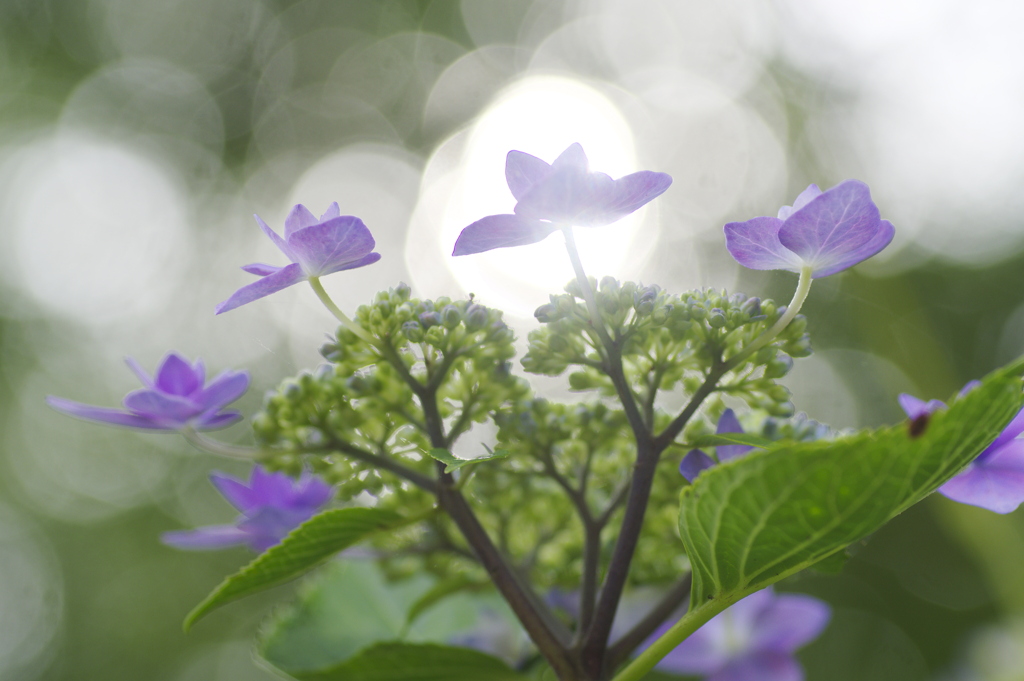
xmin=643 ymin=588 xmax=830 ymax=681
xmin=216 ymin=203 xmax=380 ymax=314
xmin=724 ymin=181 xmax=895 ymax=278
xmin=680 ymin=409 xmax=754 ymax=482
xmin=47 ymin=353 xmax=248 ymax=431
xmin=452 ymin=143 xmax=672 ymax=256
xmin=898 ymin=386 xmax=1024 ymax=513
xmin=163 ymin=466 xmax=333 ymax=552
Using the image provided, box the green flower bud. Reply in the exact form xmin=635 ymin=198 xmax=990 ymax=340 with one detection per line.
xmin=763 ymin=355 xmax=793 ymax=379
xmin=441 ymin=305 xmax=462 ymax=329
xmin=394 ymin=281 xmax=411 ymax=301
xmin=465 ymin=303 xmax=489 ymax=330
xmin=535 ymin=303 xmax=559 ymax=323
xmin=402 ymin=321 xmax=424 ymax=342
xmin=708 ymin=308 xmax=727 ymax=328
xmin=419 ymin=311 xmax=442 ymax=328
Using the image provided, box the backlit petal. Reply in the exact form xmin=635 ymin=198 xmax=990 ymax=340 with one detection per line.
xmin=452 ymin=214 xmax=557 ymax=255
xmin=287 ymin=215 xmax=376 ymax=275
xmin=724 ymin=217 xmax=805 ymax=272
xmin=505 ymin=150 xmax=551 ymax=201
xmin=45 ymin=396 xmax=166 ymax=430
xmin=215 ymin=262 xmax=305 ymax=314
xmin=162 ymin=525 xmax=250 ymax=550
xmin=284 ymin=203 xmax=319 ymax=239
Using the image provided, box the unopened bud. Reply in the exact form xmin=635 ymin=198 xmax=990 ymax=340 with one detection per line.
xmin=402 ymin=321 xmax=424 ymax=342
xmin=441 ymin=305 xmax=461 ymax=329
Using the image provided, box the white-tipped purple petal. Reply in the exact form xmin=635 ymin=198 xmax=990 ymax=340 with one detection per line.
xmin=211 ymin=472 xmax=261 ymax=513
xmin=778 ymin=180 xmax=892 ymax=278
xmin=716 ymin=408 xmax=755 ymax=462
xmin=724 ymin=217 xmax=805 ymax=272
xmin=939 ymin=440 xmax=1024 ymax=513
xmin=707 ymin=651 xmax=802 ymax=681
xmin=777 ymin=184 xmax=823 ymax=220
xmin=45 ymin=396 xmax=166 ymax=430
xmin=680 ymin=449 xmax=716 ymax=482
xmin=123 ymin=389 xmax=201 ymax=423
xmin=321 ymin=251 xmax=381 ymax=276
xmin=284 ymin=204 xmax=319 ymax=239
xmin=287 ymin=215 xmax=376 ymax=275
xmin=242 ymin=262 xmax=286 ymax=276
xmin=215 ymin=262 xmax=306 ymax=314
xmin=505 ymin=150 xmax=552 ymax=201
xmin=162 ymin=525 xmax=250 ymax=550
xmin=452 ymin=214 xmax=558 ymax=255
xmin=552 ymin=142 xmax=588 ymax=170
xmin=319 ymin=202 xmax=341 ymax=222
xmin=751 ymin=593 xmax=831 ymax=653
xmin=154 ymin=353 xmax=202 ymax=396
xmin=254 ymin=214 xmax=296 ymax=260
xmin=125 ymin=357 xmax=153 ymax=388
xmin=897 ymin=394 xmax=946 ymax=420
xmin=198 ymin=370 xmax=250 ymax=411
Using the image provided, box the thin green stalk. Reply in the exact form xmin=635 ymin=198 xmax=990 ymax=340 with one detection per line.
xmin=561 ymin=226 xmax=610 ymax=346
xmin=308 ymin=276 xmax=375 ymax=344
xmin=724 ymin=265 xmax=813 ymax=371
xmin=182 ymin=428 xmax=269 ymax=460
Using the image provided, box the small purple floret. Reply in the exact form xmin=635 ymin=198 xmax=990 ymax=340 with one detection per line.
xmin=898 ymin=387 xmax=1024 ymax=514
xmin=724 ymin=180 xmax=895 ymax=278
xmin=642 ymin=588 xmax=830 ymax=681
xmin=216 ymin=203 xmax=380 ymax=314
xmin=47 ymin=353 xmax=249 ymax=432
xmin=162 ymin=466 xmax=333 ymax=552
xmin=680 ymin=409 xmax=755 ymax=482
xmin=452 ymin=143 xmax=672 ymax=256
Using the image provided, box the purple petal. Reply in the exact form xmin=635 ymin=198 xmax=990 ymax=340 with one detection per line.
xmin=724 ymin=217 xmax=805 ymax=273
xmin=513 ymin=168 xmax=614 ymax=224
xmin=505 ymin=150 xmax=552 ymax=201
xmin=778 ymin=180 xmax=894 ymax=278
xmin=897 ymin=394 xmax=946 ymax=420
xmin=211 ymin=471 xmax=260 ymax=513
xmin=193 ymin=411 xmax=243 ymax=430
xmin=290 ymin=472 xmax=334 ymax=509
xmin=651 ymin=621 xmax=728 ymax=675
xmin=321 ymin=251 xmax=381 ymax=276
xmin=981 ymin=406 xmax=1024 ymax=457
xmin=707 ymin=651 xmax=802 ymax=681
xmin=284 ymin=204 xmax=319 ymax=239
xmin=319 ymin=202 xmax=341 ymax=222
xmin=717 ymin=408 xmax=754 ymax=462
xmin=680 ymin=449 xmax=716 ymax=482
xmin=583 ymin=171 xmax=673 ymax=226
xmin=777 ymin=184 xmax=822 ymax=220
xmin=286 ymin=216 xmax=376 ymax=276
xmin=123 ymin=389 xmax=201 ymax=424
xmin=959 ymin=380 xmax=982 ymax=397
xmin=162 ymin=525 xmax=250 ymax=550
xmin=242 ymin=262 xmax=286 ymax=276
xmin=238 ymin=506 xmax=314 ymax=551
xmin=248 ymin=466 xmax=295 ymax=508
xmin=215 ymin=262 xmax=306 ymax=314
xmin=552 ymin=143 xmax=588 ymax=171
xmin=939 ymin=439 xmax=1024 ymax=513
xmin=154 ymin=353 xmax=203 ymax=396
xmin=124 ymin=357 xmax=153 ymax=388
xmin=46 ymin=396 xmax=167 ymax=430
xmin=452 ymin=214 xmax=558 ymax=255
xmin=255 ymin=214 xmax=296 ymax=261
xmin=750 ymin=593 xmax=831 ymax=653
xmin=198 ymin=370 xmax=250 ymax=411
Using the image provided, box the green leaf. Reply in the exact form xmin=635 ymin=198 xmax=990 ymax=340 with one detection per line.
xmin=404 ymin=574 xmax=490 ymax=629
xmin=679 ymin=362 xmax=1024 ymax=607
xmin=687 ymin=433 xmax=773 ymax=450
xmin=427 ymin=447 xmax=510 ymax=473
xmin=292 ymin=642 xmax=524 ymax=681
xmin=184 ymin=507 xmax=402 ymax=630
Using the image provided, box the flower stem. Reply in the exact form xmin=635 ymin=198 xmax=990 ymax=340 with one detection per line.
xmin=561 ymin=227 xmax=610 ymax=343
xmin=609 ymin=599 xmax=729 ymax=681
xmin=724 ymin=264 xmax=813 ymax=371
xmin=308 ymin=276 xmax=375 ymax=344
xmin=181 ymin=428 xmax=269 ymax=460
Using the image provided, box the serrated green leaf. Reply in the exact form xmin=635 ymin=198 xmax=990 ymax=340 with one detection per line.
xmin=687 ymin=433 xmax=773 ymax=450
xmin=185 ymin=507 xmax=402 ymax=630
xmin=679 ymin=363 xmax=1024 ymax=607
xmin=427 ymin=447 xmax=510 ymax=473
xmin=293 ymin=642 xmax=524 ymax=681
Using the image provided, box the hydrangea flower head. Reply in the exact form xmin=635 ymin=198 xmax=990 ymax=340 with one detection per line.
xmin=216 ymin=203 xmax=380 ymax=314
xmin=645 ymin=588 xmax=830 ymax=681
xmin=725 ymin=181 xmax=895 ymax=278
xmin=898 ymin=385 xmax=1024 ymax=513
xmin=162 ymin=466 xmax=333 ymax=552
xmin=452 ymin=143 xmax=672 ymax=256
xmin=680 ymin=409 xmax=754 ymax=482
xmin=47 ymin=353 xmax=248 ymax=431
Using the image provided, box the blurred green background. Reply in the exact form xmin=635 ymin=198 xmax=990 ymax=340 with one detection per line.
xmin=3 ymin=1 xmax=1024 ymax=679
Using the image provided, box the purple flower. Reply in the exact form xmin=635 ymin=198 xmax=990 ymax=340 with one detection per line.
xmin=645 ymin=588 xmax=830 ymax=681
xmin=452 ymin=143 xmax=672 ymax=256
xmin=898 ymin=386 xmax=1024 ymax=514
xmin=680 ymin=409 xmax=755 ymax=482
xmin=724 ymin=181 xmax=895 ymax=278
xmin=216 ymin=203 xmax=380 ymax=314
xmin=47 ymin=353 xmax=248 ymax=431
xmin=162 ymin=466 xmax=333 ymax=552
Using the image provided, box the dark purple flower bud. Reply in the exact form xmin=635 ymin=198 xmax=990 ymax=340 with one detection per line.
xmin=216 ymin=203 xmax=380 ymax=314
xmin=741 ymin=297 xmax=762 ymax=318
xmin=452 ymin=143 xmax=672 ymax=256
xmin=642 ymin=588 xmax=830 ymax=680
xmin=898 ymin=388 xmax=1024 ymax=513
xmin=162 ymin=466 xmax=333 ymax=552
xmin=679 ymin=409 xmax=754 ymax=482
xmin=47 ymin=353 xmax=248 ymax=431
xmin=725 ymin=181 xmax=895 ymax=278
xmin=419 ymin=311 xmax=442 ymax=328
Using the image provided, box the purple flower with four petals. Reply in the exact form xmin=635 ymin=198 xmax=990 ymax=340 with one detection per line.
xmin=644 ymin=588 xmax=830 ymax=681
xmin=47 ymin=353 xmax=249 ymax=431
xmin=724 ymin=181 xmax=895 ymax=278
xmin=680 ymin=409 xmax=755 ymax=482
xmin=216 ymin=203 xmax=380 ymax=314
xmin=162 ymin=466 xmax=333 ymax=552
xmin=452 ymin=143 xmax=672 ymax=256
xmin=898 ymin=385 xmax=1024 ymax=513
